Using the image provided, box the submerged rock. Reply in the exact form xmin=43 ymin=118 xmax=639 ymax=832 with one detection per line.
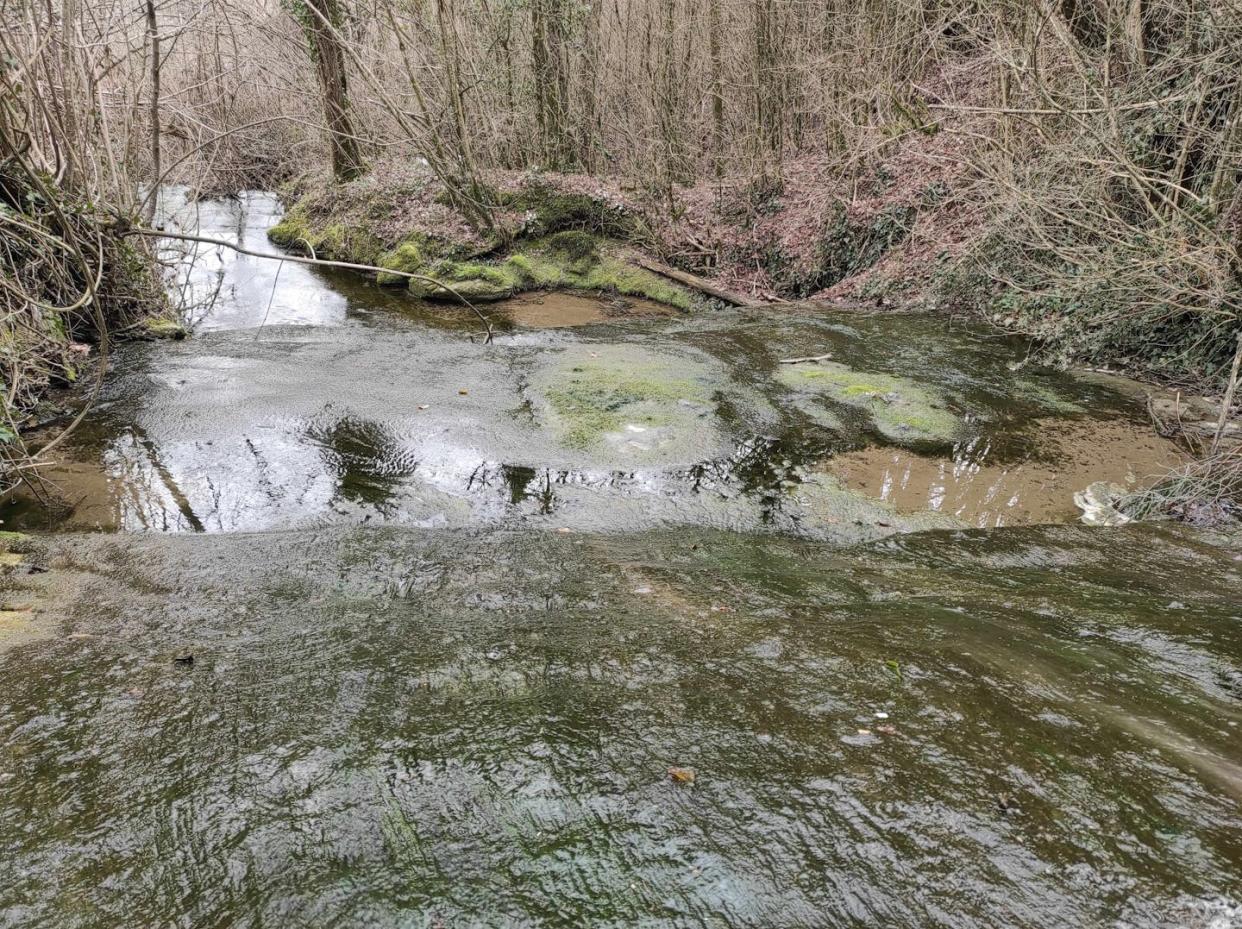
xmin=790 ymin=472 xmax=962 ymax=540
xmin=777 ymin=361 xmax=962 ymax=445
xmin=528 ymin=344 xmax=730 ymax=465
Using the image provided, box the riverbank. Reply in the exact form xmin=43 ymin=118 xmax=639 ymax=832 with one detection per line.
xmin=265 ymin=165 xmax=698 ymax=309
xmin=270 ymin=151 xmax=1242 ymax=388
xmin=0 ymin=168 xmax=178 ymax=485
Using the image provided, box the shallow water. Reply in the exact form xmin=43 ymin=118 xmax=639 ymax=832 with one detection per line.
xmin=1 ymin=191 xmax=1238 ymax=929
xmin=830 ymin=418 xmax=1185 ymax=527
xmin=3 ymin=192 xmax=1178 ymax=537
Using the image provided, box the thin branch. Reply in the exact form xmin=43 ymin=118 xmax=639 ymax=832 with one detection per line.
xmin=126 ymin=227 xmax=495 ymax=343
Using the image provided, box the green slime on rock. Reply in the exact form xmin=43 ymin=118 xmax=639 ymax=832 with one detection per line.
xmin=778 ymin=360 xmax=961 ymax=444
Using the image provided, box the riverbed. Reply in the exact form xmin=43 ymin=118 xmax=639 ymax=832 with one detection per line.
xmin=0 ymin=191 xmax=1238 ymax=928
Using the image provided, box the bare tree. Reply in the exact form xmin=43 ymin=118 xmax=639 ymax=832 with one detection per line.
xmin=296 ymin=0 xmax=365 ymax=182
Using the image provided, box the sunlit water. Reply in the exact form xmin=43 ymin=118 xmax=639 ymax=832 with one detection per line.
xmin=0 ymin=191 xmax=1238 ymax=928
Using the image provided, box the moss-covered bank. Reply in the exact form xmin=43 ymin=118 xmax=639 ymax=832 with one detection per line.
xmin=267 ymin=172 xmax=693 ymax=310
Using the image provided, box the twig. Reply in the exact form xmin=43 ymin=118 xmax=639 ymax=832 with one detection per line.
xmin=125 ymin=226 xmax=494 ymax=344
xmin=779 ymin=353 xmax=833 ymax=364
xmin=254 ymin=258 xmax=284 ymax=341
xmin=1212 ymin=332 xmax=1242 ymax=455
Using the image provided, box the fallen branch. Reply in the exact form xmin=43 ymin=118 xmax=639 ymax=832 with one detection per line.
xmin=779 ymin=353 xmax=833 ymax=364
xmin=124 ymin=227 xmax=495 ymax=343
xmin=630 ymin=255 xmax=764 ymax=308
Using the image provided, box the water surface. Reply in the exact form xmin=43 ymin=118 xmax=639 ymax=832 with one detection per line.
xmin=0 ymin=191 xmax=1238 ymax=929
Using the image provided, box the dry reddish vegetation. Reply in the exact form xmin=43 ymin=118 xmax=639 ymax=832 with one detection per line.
xmin=652 ymin=58 xmax=998 ymax=305
xmin=286 ymin=59 xmax=997 ymax=311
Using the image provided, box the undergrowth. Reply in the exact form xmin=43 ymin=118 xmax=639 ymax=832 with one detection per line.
xmin=0 ymin=164 xmax=166 ymax=485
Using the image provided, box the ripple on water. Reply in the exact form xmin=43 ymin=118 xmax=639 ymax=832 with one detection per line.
xmin=0 ymin=526 xmax=1238 ymax=927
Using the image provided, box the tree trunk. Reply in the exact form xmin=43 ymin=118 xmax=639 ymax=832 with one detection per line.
xmin=144 ymin=0 xmax=160 ymax=224
xmin=1122 ymin=0 xmax=1146 ymax=71
xmin=531 ymin=0 xmax=569 ymax=168
xmin=753 ymin=0 xmax=782 ymax=173
xmin=301 ymin=0 xmax=365 ymax=182
xmin=1059 ymin=0 xmax=1108 ymax=47
xmin=709 ymin=0 xmax=724 ymax=181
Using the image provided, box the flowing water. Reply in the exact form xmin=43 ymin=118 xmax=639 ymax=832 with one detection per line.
xmin=0 ymin=191 xmax=1239 ymax=928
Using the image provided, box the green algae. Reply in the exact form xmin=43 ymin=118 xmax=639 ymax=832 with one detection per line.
xmin=778 ymin=361 xmax=961 ymax=444
xmin=531 ymin=346 xmax=721 ymax=458
xmin=1014 ymin=378 xmax=1087 ymax=415
xmin=544 ymin=367 xmax=705 ymax=449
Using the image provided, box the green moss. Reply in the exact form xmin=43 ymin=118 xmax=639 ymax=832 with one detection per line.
xmin=408 ymin=260 xmax=523 ymax=301
xmin=376 ymin=242 xmax=425 ymax=286
xmin=779 ymin=362 xmax=961 ymax=444
xmin=45 ymin=312 xmax=66 ymax=340
xmin=400 ymin=240 xmax=691 ymax=309
xmin=267 ymin=211 xmax=382 ymax=266
xmin=271 ymin=192 xmax=690 ymax=309
xmin=543 ymin=230 xmax=601 ymax=266
xmin=500 ymin=186 xmax=636 ymax=238
xmin=578 ymin=259 xmax=692 ymax=310
xmin=267 ymin=211 xmax=313 ymax=250
xmin=144 ymin=315 xmax=188 ymax=340
xmin=504 ymin=253 xmax=565 ymax=287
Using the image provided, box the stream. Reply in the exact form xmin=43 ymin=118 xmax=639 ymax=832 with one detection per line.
xmin=0 ymin=191 xmax=1239 ymax=928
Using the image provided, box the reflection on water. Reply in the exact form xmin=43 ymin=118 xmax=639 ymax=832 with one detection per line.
xmin=0 ymin=188 xmax=1193 ymax=541
xmin=831 ymin=418 xmax=1186 ymax=527
xmin=1 ymin=190 xmax=1186 ymax=536
xmin=499 ymin=290 xmax=670 ymax=328
xmin=160 ymin=188 xmax=347 ymax=330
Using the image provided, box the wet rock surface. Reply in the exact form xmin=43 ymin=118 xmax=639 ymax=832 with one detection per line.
xmin=2 ymin=525 xmax=1241 ymax=928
